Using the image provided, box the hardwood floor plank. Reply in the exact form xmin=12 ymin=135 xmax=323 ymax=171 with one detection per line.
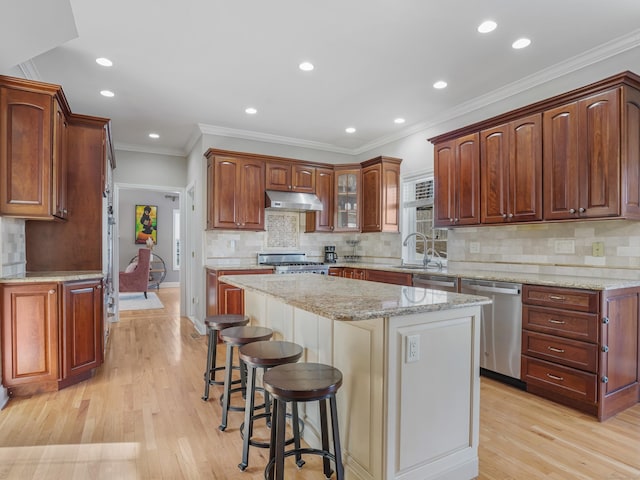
xmin=0 ymin=286 xmax=638 ymax=479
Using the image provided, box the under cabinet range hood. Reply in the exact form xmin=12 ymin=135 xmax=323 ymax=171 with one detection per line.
xmin=265 ymin=190 xmax=323 ymax=211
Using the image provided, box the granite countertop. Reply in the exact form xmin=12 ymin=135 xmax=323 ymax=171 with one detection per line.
xmin=206 ymin=265 xmax=274 ymax=272
xmin=332 ymin=262 xmax=640 ymax=291
xmin=0 ymin=271 xmax=104 ymax=283
xmin=220 ymin=273 xmax=490 ymax=321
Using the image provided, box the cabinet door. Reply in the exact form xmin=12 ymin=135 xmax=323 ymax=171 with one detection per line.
xmin=578 ymin=89 xmax=620 ymax=218
xmin=334 ymin=168 xmax=360 ymax=231
xmin=621 ymin=85 xmax=640 ymax=219
xmin=0 ymin=87 xmax=53 ymax=218
xmin=265 ymin=161 xmax=291 ymax=191
xmin=434 ymin=141 xmax=456 ymax=227
xmin=509 ymin=114 xmax=542 ymax=222
xmin=206 ymin=156 xmax=215 ymax=229
xmin=480 ymin=124 xmax=509 ymax=223
xmin=212 ymin=157 xmax=240 ymax=229
xmin=292 ymin=164 xmax=316 ymax=193
xmin=361 ymin=163 xmax=381 ymax=232
xmin=1 ymin=283 xmax=59 ymax=390
xmin=61 ymin=280 xmax=103 ymax=381
xmin=544 ymin=102 xmax=580 ymax=220
xmin=52 ymin=97 xmax=68 ymax=220
xmin=219 ymin=282 xmax=244 ymax=315
xmin=237 ymin=158 xmax=265 ymax=230
xmin=306 ymin=167 xmax=334 ymax=232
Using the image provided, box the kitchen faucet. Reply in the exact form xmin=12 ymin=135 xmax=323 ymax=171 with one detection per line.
xmin=402 ymin=232 xmax=430 ymax=267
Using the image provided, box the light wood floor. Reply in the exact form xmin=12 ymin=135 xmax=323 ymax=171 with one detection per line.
xmin=0 ymin=287 xmax=638 ymax=479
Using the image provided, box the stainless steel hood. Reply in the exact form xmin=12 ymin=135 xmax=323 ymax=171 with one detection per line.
xmin=265 ymin=190 xmax=323 ymax=211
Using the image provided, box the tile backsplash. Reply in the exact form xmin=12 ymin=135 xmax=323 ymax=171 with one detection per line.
xmin=0 ymin=217 xmax=26 ymax=276
xmin=205 ymin=210 xmax=402 ymax=266
xmin=447 ymin=219 xmax=640 ymax=279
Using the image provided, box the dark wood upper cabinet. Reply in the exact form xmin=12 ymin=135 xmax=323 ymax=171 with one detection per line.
xmin=434 ymin=133 xmax=480 ymax=227
xmin=544 ymin=89 xmax=620 ymax=220
xmin=481 ymin=114 xmax=542 ymax=223
xmin=361 ymin=156 xmax=401 ymax=232
xmin=431 ymin=72 xmax=640 ymax=226
xmin=265 ymin=160 xmax=316 ymax=193
xmin=305 ymin=166 xmax=334 ymax=232
xmin=206 ymin=150 xmax=265 ymax=231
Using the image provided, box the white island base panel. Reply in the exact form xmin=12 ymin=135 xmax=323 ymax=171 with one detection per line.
xmin=244 ymin=290 xmax=481 ymax=480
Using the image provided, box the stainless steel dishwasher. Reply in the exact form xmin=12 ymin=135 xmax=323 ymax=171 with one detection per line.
xmin=460 ymin=278 xmax=522 ymax=381
xmin=412 ymin=273 xmax=459 ymax=292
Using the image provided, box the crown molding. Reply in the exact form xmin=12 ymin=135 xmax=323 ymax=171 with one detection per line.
xmin=114 ymin=142 xmax=186 ymax=158
xmin=18 ymin=60 xmax=42 ymax=81
xmin=197 ymin=123 xmax=354 ymax=155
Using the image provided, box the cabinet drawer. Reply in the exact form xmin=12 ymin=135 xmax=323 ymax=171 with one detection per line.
xmin=522 ymin=330 xmax=598 ymax=372
xmin=522 ymin=356 xmax=597 ymax=403
xmin=523 ymin=285 xmax=598 ymax=312
xmin=522 ymin=305 xmax=598 ymax=342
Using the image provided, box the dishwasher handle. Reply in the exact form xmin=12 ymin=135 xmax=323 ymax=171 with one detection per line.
xmin=414 ymin=279 xmax=457 ymax=288
xmin=463 ymin=283 xmax=521 ymax=295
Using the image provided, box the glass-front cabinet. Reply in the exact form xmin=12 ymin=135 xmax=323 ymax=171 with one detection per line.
xmin=334 ymin=166 xmax=361 ymax=231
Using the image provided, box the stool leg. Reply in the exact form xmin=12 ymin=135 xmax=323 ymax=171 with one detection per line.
xmin=292 ymin=402 xmax=305 ymax=468
xmin=201 ymin=328 xmax=216 ymax=401
xmin=239 ymin=364 xmax=257 ymax=471
xmin=218 ymin=344 xmax=234 ymax=431
xmin=330 ymin=394 xmax=344 ymax=480
xmin=266 ymin=397 xmax=279 ymax=480
xmin=319 ymin=399 xmax=333 ymax=478
xmin=240 ymin=360 xmax=247 ymax=399
xmin=274 ymin=398 xmax=287 ymax=480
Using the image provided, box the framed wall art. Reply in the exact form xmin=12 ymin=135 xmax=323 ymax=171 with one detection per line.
xmin=135 ymin=204 xmax=158 ymax=244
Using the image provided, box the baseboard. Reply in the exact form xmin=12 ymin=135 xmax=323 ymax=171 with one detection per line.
xmin=189 ymin=315 xmax=205 ymax=335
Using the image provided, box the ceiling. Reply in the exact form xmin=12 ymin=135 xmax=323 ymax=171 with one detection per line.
xmin=4 ymin=0 xmax=640 ymax=157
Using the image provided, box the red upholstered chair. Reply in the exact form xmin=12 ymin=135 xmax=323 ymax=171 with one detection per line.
xmin=119 ymin=248 xmax=152 ymax=298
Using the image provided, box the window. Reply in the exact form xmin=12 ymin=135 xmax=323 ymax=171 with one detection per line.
xmin=401 ymin=173 xmax=447 ymax=265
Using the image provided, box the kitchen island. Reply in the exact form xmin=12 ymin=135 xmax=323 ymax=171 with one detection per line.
xmin=220 ymin=273 xmax=491 ymax=480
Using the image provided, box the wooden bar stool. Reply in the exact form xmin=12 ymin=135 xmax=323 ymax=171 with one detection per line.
xmin=238 ymin=340 xmax=304 ymax=471
xmin=201 ymin=314 xmax=249 ymax=401
xmin=263 ymin=363 xmax=344 ymax=480
xmin=219 ymin=326 xmax=273 ymax=432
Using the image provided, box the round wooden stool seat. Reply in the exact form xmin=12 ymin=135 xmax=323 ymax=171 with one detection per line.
xmin=263 ymin=362 xmax=342 ymax=401
xmin=201 ymin=314 xmax=249 ymax=401
xmin=218 ymin=326 xmax=273 ymax=432
xmin=263 ymin=363 xmax=344 ymax=480
xmin=237 ymin=341 xmax=304 ymax=471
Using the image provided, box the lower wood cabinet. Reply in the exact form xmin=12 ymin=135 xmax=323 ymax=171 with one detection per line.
xmin=521 ymin=284 xmax=640 ymax=420
xmin=206 ymin=268 xmax=272 ymax=316
xmin=364 ymin=269 xmax=412 ymax=286
xmin=1 ymin=278 xmax=104 ymax=397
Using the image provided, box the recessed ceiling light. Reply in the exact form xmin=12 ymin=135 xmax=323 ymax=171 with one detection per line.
xmin=245 ymin=107 xmax=257 ymax=114
xmin=512 ymin=38 xmax=531 ymax=49
xmin=95 ymin=57 xmax=113 ymax=67
xmin=345 ymin=127 xmax=356 ymax=134
xmin=149 ymin=133 xmax=160 ymax=139
xmin=394 ymin=118 xmax=406 ymax=124
xmin=433 ymin=80 xmax=448 ymax=89
xmin=477 ymin=21 xmax=497 ymax=33
xmin=100 ymin=90 xmax=115 ymax=97
xmin=299 ymin=61 xmax=314 ymax=72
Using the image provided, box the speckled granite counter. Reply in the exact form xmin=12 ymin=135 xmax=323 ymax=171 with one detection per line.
xmin=205 ymin=264 xmax=274 ymax=272
xmin=220 ymin=273 xmax=490 ymax=321
xmin=0 ymin=271 xmax=103 ymax=283
xmin=333 ymin=263 xmax=640 ymax=290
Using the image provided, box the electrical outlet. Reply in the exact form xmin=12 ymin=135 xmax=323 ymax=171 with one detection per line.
xmin=592 ymin=242 xmax=605 ymax=257
xmin=406 ymin=335 xmax=420 ymax=363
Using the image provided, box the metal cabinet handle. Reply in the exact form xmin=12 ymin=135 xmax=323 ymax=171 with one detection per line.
xmin=502 ymin=213 xmax=507 ymax=218
xmin=569 ymin=208 xmax=576 ymax=214
xmin=579 ymin=207 xmax=586 ymax=213
xmin=547 ymin=346 xmax=565 ymax=353
xmin=548 ymin=318 xmax=565 ymax=324
xmin=48 ymin=289 xmax=56 ymax=294
xmin=548 ymin=295 xmax=565 ymax=301
xmin=508 ymin=213 xmax=513 ymax=218
xmin=546 ymin=373 xmax=564 ymax=381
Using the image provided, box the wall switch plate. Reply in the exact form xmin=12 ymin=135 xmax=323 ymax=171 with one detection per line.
xmin=592 ymin=241 xmax=605 ymax=257
xmin=469 ymin=242 xmax=480 ymax=254
xmin=406 ymin=335 xmax=420 ymax=363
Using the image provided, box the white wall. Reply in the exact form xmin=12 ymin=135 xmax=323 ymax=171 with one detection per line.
xmin=114 ymin=150 xmax=187 ymax=186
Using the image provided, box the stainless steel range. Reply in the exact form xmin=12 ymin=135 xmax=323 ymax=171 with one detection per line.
xmin=257 ymin=253 xmax=329 ymax=275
